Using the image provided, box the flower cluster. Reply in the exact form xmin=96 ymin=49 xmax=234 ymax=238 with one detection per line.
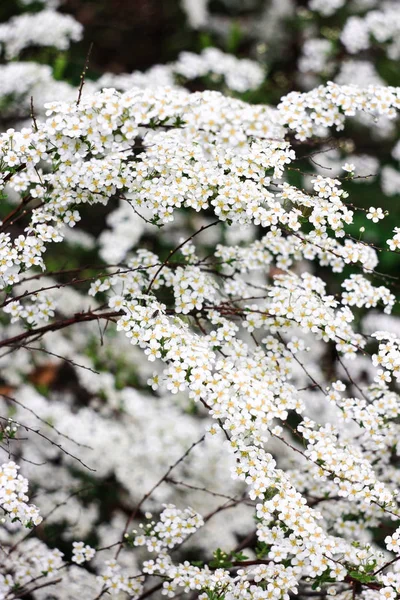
xmin=71 ymin=541 xmax=96 ymax=565
xmin=308 ymin=0 xmax=346 ymax=16
xmin=133 ymin=505 xmax=204 ymax=552
xmin=0 ymin=462 xmax=42 ymax=527
xmin=299 ymin=39 xmax=333 ymax=75
xmin=0 ymin=62 xmax=88 ymax=121
xmin=278 ymin=82 xmax=400 ymax=140
xmin=372 ymin=331 xmax=400 ymax=383
xmin=387 ymin=226 xmax=400 ymax=251
xmin=385 ymin=527 xmax=400 ymax=553
xmin=2 ymin=79 xmax=395 ymax=307
xmin=181 ymin=0 xmax=209 ymax=29
xmin=0 ymin=539 xmax=64 ymax=597
xmin=160 ymin=560 xmax=300 ymax=599
xmin=0 ymin=9 xmax=83 ymax=59
xmin=97 ymin=561 xmax=144 ymax=598
xmin=243 ymin=271 xmax=365 ymax=358
xmin=97 ymin=47 xmax=264 ymax=94
xmin=341 ymin=274 xmax=395 ymax=314
xmin=173 ymin=47 xmax=265 ymax=92
xmin=0 ymin=74 xmax=398 ymax=599
xmin=4 ymin=292 xmax=56 ymax=325
xmin=341 ymin=5 xmax=400 ymax=60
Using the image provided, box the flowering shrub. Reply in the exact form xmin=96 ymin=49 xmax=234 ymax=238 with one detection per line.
xmin=0 ymin=1 xmax=399 ymax=600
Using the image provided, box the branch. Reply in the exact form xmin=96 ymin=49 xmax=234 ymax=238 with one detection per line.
xmin=146 ymin=221 xmax=219 ymax=294
xmin=115 ymin=434 xmax=206 ymax=558
xmin=0 ymin=310 xmax=120 ymax=350
xmin=12 ymin=577 xmax=62 ymax=598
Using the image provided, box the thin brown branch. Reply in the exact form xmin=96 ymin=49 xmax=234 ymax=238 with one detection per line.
xmin=0 ymin=392 xmax=92 ymax=449
xmin=0 ymin=310 xmax=120 ymax=350
xmin=77 ymin=42 xmax=94 ymax=106
xmin=146 ymin=221 xmax=219 ymax=294
xmin=115 ymin=434 xmax=206 ymax=558
xmin=12 ymin=577 xmax=62 ymax=598
xmin=0 ymin=413 xmax=95 ymax=472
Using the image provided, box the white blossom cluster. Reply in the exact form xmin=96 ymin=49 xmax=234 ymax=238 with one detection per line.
xmin=0 ymin=538 xmax=64 ymax=598
xmin=0 ymin=49 xmax=263 ymax=127
xmin=0 ymin=462 xmax=42 ymax=528
xmin=0 ymin=62 xmax=91 ymax=121
xmin=156 ymin=557 xmax=300 ymax=599
xmin=278 ymin=82 xmax=400 ymax=140
xmin=342 ymin=274 xmax=394 ymax=313
xmin=97 ymin=560 xmax=144 ymax=598
xmin=341 ymin=3 xmax=400 ymax=59
xmin=173 ymin=47 xmax=265 ymax=93
xmin=71 ymin=541 xmax=96 ymax=564
xmin=0 ymin=9 xmax=83 ymax=59
xmin=133 ymin=505 xmax=204 ymax=552
xmin=372 ymin=331 xmax=400 ymax=383
xmin=98 ymin=47 xmax=265 ymax=94
xmin=308 ymin=0 xmax=346 ymax=16
xmin=298 ymin=39 xmax=333 ymax=75
xmin=335 ymin=60 xmax=384 ymax=87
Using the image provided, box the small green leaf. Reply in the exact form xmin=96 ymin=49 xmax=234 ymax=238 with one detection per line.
xmin=349 ymin=571 xmax=376 ymax=584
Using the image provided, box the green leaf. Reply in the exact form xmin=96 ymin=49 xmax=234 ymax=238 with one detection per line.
xmin=231 ymin=551 xmax=249 ymax=562
xmin=255 ymin=541 xmax=270 ymax=559
xmin=349 ymin=571 xmax=376 ymax=584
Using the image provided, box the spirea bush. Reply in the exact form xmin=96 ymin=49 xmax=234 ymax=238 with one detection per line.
xmin=0 ymin=1 xmax=400 ymax=599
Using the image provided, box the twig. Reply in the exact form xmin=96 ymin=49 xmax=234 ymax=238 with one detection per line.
xmin=30 ymin=96 xmax=38 ymax=132
xmin=12 ymin=577 xmax=62 ymax=598
xmin=146 ymin=221 xmax=219 ymax=294
xmin=8 ymin=486 xmax=94 ymax=554
xmin=166 ymin=477 xmax=252 ymax=505
xmin=115 ymin=434 xmax=206 ymax=558
xmin=0 ymin=392 xmax=92 ymax=449
xmin=77 ymin=42 xmax=93 ymax=106
xmin=135 ymin=582 xmax=163 ymax=600
xmin=0 ymin=414 xmax=95 ymax=472
xmin=0 ymin=193 xmax=32 ymax=233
